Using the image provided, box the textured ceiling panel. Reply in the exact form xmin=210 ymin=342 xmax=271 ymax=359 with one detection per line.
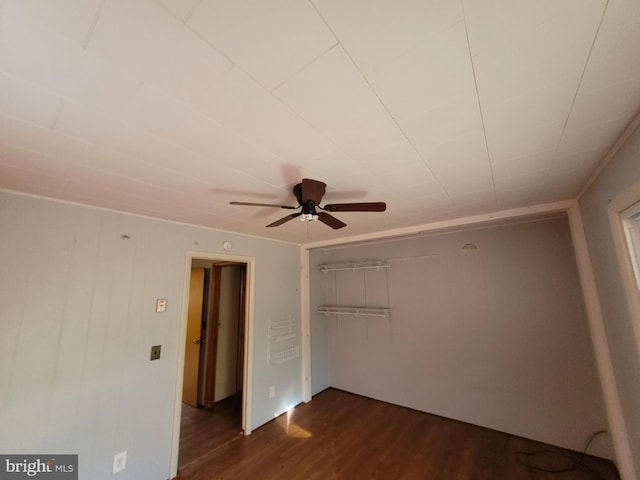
xmin=0 ymin=0 xmax=638 ymax=244
xmin=187 ymin=0 xmax=336 ymax=90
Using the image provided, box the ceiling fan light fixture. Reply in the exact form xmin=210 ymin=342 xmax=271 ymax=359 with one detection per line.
xmin=229 ymin=178 xmax=386 ymax=230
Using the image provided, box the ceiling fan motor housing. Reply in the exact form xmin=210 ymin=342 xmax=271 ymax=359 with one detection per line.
xmin=293 ymin=182 xmax=319 ymax=215
xmin=230 ymin=178 xmax=384 ymax=230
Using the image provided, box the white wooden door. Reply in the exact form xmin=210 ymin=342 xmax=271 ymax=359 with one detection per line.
xmin=214 ymin=266 xmax=241 ymax=401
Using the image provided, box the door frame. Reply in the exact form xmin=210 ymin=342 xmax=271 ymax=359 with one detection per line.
xmin=170 ymin=251 xmax=255 ymax=478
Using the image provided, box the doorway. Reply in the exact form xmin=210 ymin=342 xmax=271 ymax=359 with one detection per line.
xmin=171 ymin=252 xmax=255 ymax=478
xmin=183 ymin=261 xmax=246 ymax=410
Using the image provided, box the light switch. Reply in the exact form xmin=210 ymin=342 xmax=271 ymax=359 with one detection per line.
xmin=150 ymin=345 xmax=161 ymax=361
xmin=156 ymin=299 xmax=167 ymax=313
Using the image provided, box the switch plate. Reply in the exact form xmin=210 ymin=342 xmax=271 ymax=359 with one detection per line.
xmin=156 ymin=299 xmax=167 ymax=313
xmin=113 ymin=451 xmax=127 ymax=474
xmin=269 ymin=386 xmax=275 ymax=398
xmin=150 ymin=345 xmax=161 ymax=361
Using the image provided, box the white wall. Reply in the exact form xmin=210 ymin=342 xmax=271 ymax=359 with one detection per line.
xmin=579 ymin=126 xmax=640 ymax=476
xmin=0 ymin=191 xmax=302 ymax=480
xmin=310 ymin=216 xmax=611 ymax=458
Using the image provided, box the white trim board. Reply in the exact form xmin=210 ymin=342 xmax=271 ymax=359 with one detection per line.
xmin=303 ymin=200 xmax=573 ymax=249
xmin=300 ymin=248 xmax=312 ymax=403
xmin=568 ymin=203 xmax=636 ymax=480
xmin=608 ymin=178 xmax=640 ymax=354
xmin=0 ymin=187 xmax=300 ymax=247
xmin=578 ymin=109 xmax=640 ymax=200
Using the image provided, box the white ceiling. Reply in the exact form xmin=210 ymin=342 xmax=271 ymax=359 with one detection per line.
xmin=1 ymin=0 xmax=639 ymax=245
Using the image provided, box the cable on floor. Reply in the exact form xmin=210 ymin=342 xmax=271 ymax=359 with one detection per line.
xmin=515 ymin=430 xmax=620 ymax=480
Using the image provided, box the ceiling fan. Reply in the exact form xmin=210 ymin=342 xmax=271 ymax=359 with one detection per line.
xmin=230 ymin=178 xmax=386 ymax=229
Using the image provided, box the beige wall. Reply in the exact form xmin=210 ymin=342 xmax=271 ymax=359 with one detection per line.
xmin=310 ymin=215 xmax=610 ymax=458
xmin=579 ymin=125 xmax=640 ymax=478
xmin=0 ymin=191 xmax=302 ymax=480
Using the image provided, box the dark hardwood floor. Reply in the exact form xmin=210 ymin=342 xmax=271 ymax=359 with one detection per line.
xmin=176 ymin=388 xmax=618 ymax=480
xmin=178 ymin=393 xmax=244 ymax=469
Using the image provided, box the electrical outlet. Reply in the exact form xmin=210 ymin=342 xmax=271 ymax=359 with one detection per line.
xmin=150 ymin=345 xmax=161 ymax=361
xmin=113 ymin=451 xmax=127 ymax=474
xmin=269 ymin=386 xmax=275 ymax=398
xmin=155 ymin=299 xmax=166 ymax=313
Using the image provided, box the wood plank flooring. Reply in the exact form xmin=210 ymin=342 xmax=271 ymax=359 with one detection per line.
xmin=178 ymin=393 xmax=244 ymax=469
xmin=176 ymin=388 xmax=618 ymax=480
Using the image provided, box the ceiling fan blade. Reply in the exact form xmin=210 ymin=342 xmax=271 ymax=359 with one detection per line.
xmin=230 ymin=201 xmax=297 ymax=210
xmin=323 ymin=202 xmax=387 ymax=212
xmin=266 ymin=212 xmax=302 ymax=227
xmin=301 ymin=178 xmax=326 ymax=205
xmin=318 ymin=212 xmax=347 ymax=229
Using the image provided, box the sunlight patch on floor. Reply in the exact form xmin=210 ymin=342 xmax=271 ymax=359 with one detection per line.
xmin=276 ymin=407 xmax=312 ymax=439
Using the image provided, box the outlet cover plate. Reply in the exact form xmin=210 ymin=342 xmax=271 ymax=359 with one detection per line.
xmin=156 ymin=298 xmax=167 ymax=313
xmin=113 ymin=451 xmax=127 ymax=474
xmin=150 ymin=345 xmax=161 ymax=361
